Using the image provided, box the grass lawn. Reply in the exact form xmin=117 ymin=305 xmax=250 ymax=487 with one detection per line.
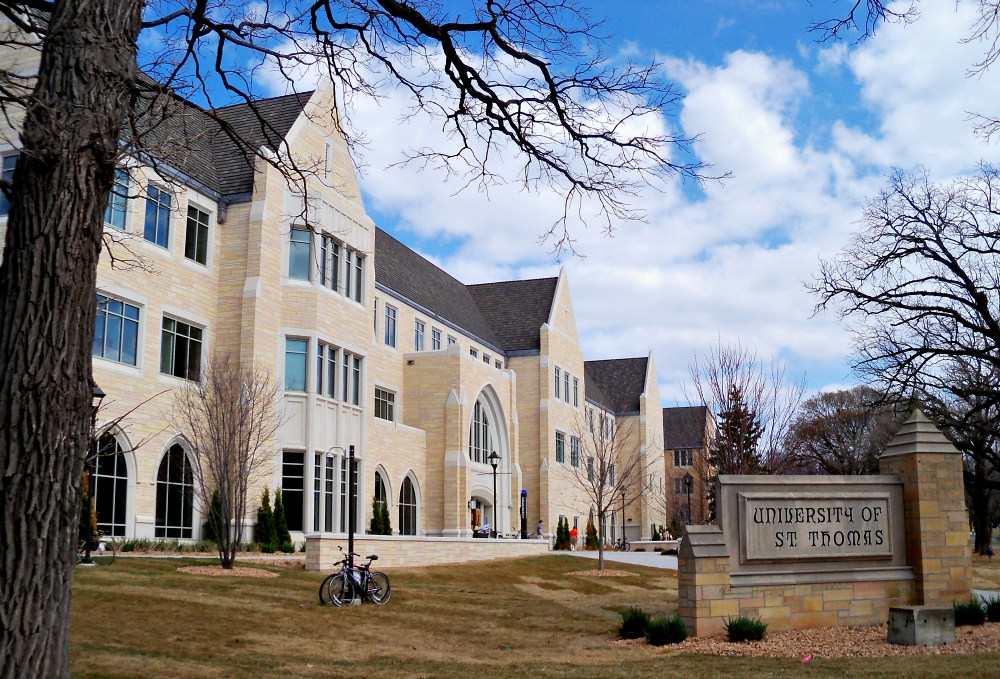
xmin=72 ymin=555 xmax=1000 ymax=678
xmin=972 ymin=554 xmax=1000 ymax=592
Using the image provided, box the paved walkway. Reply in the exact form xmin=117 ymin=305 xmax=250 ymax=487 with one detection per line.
xmin=974 ymin=589 xmax=1000 ymax=602
xmin=113 ymin=553 xmax=305 ymax=560
xmin=562 ymin=550 xmax=677 ymax=570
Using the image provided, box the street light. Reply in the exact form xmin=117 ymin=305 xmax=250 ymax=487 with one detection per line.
xmin=620 ymin=488 xmax=626 ymax=547
xmin=683 ymin=472 xmax=693 ymax=525
xmin=488 ymin=450 xmax=500 ymax=538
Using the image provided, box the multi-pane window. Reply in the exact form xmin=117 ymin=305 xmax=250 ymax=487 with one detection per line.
xmin=352 ymin=252 xmax=364 ymax=303
xmin=0 ymin=152 xmax=17 ymax=216
xmin=374 ymin=472 xmax=388 ymax=523
xmin=564 ymin=371 xmax=570 ymax=403
xmin=160 ymin=317 xmax=202 ymax=381
xmin=284 ymin=338 xmax=308 ymax=391
xmin=288 ymin=227 xmax=311 ymax=280
xmin=155 ymin=444 xmax=194 ymax=538
xmin=674 ymin=450 xmax=692 ymax=467
xmin=384 ymin=305 xmax=397 ymax=347
xmin=317 ymin=342 xmax=337 ymax=398
xmin=104 ymin=168 xmax=129 ymax=230
xmin=469 ymin=400 xmax=491 ymax=463
xmin=674 ymin=477 xmax=686 ymax=495
xmin=570 ymin=436 xmax=580 ymax=467
xmin=554 ymin=367 xmax=561 ymax=399
xmin=470 ymin=347 xmax=478 ymax=358
xmin=282 ymin=451 xmax=304 ymax=532
xmin=344 ymin=250 xmax=363 ymax=302
xmin=587 ymin=457 xmax=595 ymax=482
xmin=495 ymin=360 xmax=502 ymax=369
xmin=555 ymin=432 xmax=566 ymax=464
xmin=399 ymin=476 xmax=417 ymax=535
xmin=324 ymin=455 xmax=335 ymax=532
xmin=431 ymin=328 xmax=441 ymax=350
xmin=144 ymin=186 xmax=171 ymax=248
xmin=573 ymin=378 xmax=579 ymax=407
xmin=314 ymin=454 xmax=337 ymax=533
xmin=320 ymin=235 xmax=340 ymax=291
xmin=184 ymin=205 xmax=210 ymax=265
xmin=339 ymin=454 xmax=358 ymax=533
xmin=588 ymin=409 xmax=594 ymax=433
xmin=414 ymin=320 xmax=425 ymax=351
xmin=483 ymin=353 xmax=490 ymax=364
xmin=90 ymin=434 xmax=128 ymax=537
xmin=373 ymin=298 xmax=379 ymax=333
xmin=341 ymin=353 xmax=361 ymax=406
xmin=375 ymin=388 xmax=395 ymax=421
xmin=447 ymin=336 xmax=457 ymax=346
xmin=610 ymin=464 xmax=616 ymax=486
xmin=93 ymin=294 xmax=140 ymax=366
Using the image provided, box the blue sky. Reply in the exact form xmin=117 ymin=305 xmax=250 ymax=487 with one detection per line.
xmin=242 ymin=0 xmax=1000 ymax=404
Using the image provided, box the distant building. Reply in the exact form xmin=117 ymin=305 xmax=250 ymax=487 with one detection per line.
xmin=663 ymin=405 xmax=714 ymax=526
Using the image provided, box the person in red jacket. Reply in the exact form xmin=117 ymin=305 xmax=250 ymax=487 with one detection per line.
xmin=569 ymin=525 xmax=579 ymax=551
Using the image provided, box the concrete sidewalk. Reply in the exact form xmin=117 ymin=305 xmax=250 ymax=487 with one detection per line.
xmin=561 ymin=550 xmax=677 ymax=570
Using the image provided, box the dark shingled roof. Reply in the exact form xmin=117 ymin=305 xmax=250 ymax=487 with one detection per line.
xmin=663 ymin=406 xmax=709 ymax=450
xmin=374 ymin=228 xmax=502 ymax=349
xmin=584 ymin=357 xmax=649 ymax=415
xmin=467 ymin=278 xmax=558 ymax=352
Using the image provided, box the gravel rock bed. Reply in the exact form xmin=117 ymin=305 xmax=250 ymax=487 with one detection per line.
xmin=239 ymin=558 xmax=305 ymax=570
xmin=176 ymin=565 xmax=278 ymax=578
xmin=566 ymin=569 xmax=639 ymax=577
xmin=614 ymin=623 xmax=1000 ymax=657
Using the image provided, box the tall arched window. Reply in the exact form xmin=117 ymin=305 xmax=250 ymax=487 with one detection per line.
xmin=398 ymin=476 xmax=417 ymax=536
xmin=155 ymin=444 xmax=194 ymax=538
xmin=374 ymin=471 xmax=387 ymax=512
xmin=90 ymin=433 xmax=129 ymax=536
xmin=469 ymin=400 xmax=491 ymax=463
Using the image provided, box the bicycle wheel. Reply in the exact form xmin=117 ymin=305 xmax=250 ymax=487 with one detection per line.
xmin=612 ymin=542 xmax=619 ymax=552
xmin=319 ymin=574 xmax=336 ymax=604
xmin=367 ymin=572 xmax=391 ymax=605
xmin=328 ymin=574 xmax=355 ymax=607
xmin=623 ymin=542 xmax=630 ymax=553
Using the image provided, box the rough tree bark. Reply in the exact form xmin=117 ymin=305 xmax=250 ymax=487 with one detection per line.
xmin=0 ymin=2 xmax=142 ymax=677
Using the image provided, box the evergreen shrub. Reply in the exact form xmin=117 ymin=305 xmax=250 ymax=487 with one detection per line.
xmin=986 ymin=597 xmax=1000 ymax=623
xmin=202 ymin=489 xmax=223 ymax=544
xmin=585 ymin=519 xmax=599 ymax=550
xmin=725 ymin=616 xmax=768 ymax=642
xmin=256 ymin=487 xmax=276 ymax=552
xmin=619 ymin=607 xmax=651 ymax=639
xmin=645 ymin=614 xmax=687 ymax=646
xmin=954 ymin=597 xmax=986 ymax=626
xmin=273 ymin=488 xmax=291 ymax=548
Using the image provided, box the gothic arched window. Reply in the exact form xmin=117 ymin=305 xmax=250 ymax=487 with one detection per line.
xmin=90 ymin=433 xmax=129 ymax=537
xmin=155 ymin=444 xmax=194 ymax=538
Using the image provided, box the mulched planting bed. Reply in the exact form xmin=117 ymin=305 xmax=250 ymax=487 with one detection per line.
xmin=613 ymin=623 xmax=1000 ymax=657
xmin=239 ymin=558 xmax=306 ymax=570
xmin=566 ymin=569 xmax=639 ymax=577
xmin=176 ymin=565 xmax=278 ymax=578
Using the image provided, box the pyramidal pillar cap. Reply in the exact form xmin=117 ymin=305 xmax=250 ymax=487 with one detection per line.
xmin=880 ymin=408 xmax=960 ymax=459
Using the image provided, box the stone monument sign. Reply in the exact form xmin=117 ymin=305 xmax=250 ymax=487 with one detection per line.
xmin=678 ymin=410 xmax=972 ymax=637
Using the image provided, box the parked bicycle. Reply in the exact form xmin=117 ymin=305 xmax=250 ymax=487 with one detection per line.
xmin=611 ymin=537 xmax=630 ymax=552
xmin=77 ymin=530 xmax=116 ymax=565
xmin=319 ymin=548 xmax=391 ymax=606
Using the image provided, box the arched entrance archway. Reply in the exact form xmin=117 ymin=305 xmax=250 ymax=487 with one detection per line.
xmin=467 ymin=385 xmax=510 ymax=533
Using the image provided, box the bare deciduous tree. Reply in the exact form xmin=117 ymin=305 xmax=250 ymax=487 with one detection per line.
xmin=0 ymin=2 xmax=713 ymax=673
xmin=172 ymin=354 xmax=280 ymax=569
xmin=559 ymin=411 xmax=653 ymax=571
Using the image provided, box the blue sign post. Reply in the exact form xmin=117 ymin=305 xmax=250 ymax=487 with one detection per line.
xmin=520 ymin=489 xmax=528 ymax=539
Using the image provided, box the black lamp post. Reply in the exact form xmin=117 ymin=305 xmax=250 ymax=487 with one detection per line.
xmin=81 ymin=382 xmax=107 ymax=566
xmin=620 ymin=488 xmax=626 ymax=546
xmin=488 ymin=450 xmax=500 ymax=538
xmin=683 ymin=472 xmax=693 ymax=524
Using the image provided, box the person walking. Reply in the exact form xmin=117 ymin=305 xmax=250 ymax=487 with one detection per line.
xmin=536 ymin=520 xmax=544 ymax=539
xmin=569 ymin=525 xmax=579 ymax=551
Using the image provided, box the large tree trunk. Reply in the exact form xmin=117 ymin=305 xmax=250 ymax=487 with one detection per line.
xmin=968 ymin=459 xmax=993 ymax=555
xmin=0 ymin=2 xmax=142 ymax=676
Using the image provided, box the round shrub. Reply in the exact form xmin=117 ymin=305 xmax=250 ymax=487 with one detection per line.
xmin=645 ymin=614 xmax=688 ymax=646
xmin=619 ymin=607 xmax=651 ymax=639
xmin=725 ymin=616 xmax=767 ymax=642
xmin=954 ymin=597 xmax=986 ymax=626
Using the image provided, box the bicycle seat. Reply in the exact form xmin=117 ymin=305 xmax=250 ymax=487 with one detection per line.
xmin=366 ymin=555 xmax=378 ymax=561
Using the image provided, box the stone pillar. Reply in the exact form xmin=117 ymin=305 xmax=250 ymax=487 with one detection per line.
xmin=879 ymin=410 xmax=972 ymax=606
xmin=677 ymin=524 xmax=731 ymax=637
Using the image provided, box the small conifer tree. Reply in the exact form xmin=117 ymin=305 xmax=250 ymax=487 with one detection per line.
xmin=273 ymin=488 xmax=293 ymax=551
xmin=381 ymin=499 xmax=392 ymax=535
xmin=203 ymin=489 xmax=223 ymax=544
xmin=255 ymin=487 xmax=275 ymax=552
xmin=556 ymin=516 xmax=571 ymax=550
xmin=585 ymin=518 xmax=599 ymax=550
xmin=370 ymin=495 xmax=385 ymax=535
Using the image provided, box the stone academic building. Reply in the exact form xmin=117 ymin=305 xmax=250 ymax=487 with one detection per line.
xmin=0 ymin=50 xmax=670 ymax=547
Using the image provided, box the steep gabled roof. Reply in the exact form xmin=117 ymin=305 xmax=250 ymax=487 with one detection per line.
xmin=663 ymin=406 xmax=709 ymax=449
xmin=466 ymin=277 xmax=558 ymax=352
xmin=584 ymin=357 xmax=649 ymax=415
xmin=373 ymin=228 xmax=502 ymax=350
xmin=584 ymin=370 xmax=613 ymax=411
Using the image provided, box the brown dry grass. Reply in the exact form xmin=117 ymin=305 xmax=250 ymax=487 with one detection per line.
xmin=71 ymin=555 xmax=1000 ymax=678
xmin=972 ymin=554 xmax=1000 ymax=591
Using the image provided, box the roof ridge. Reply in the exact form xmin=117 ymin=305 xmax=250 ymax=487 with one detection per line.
xmin=210 ymin=90 xmax=315 ymax=113
xmin=466 ymin=275 xmax=559 ymax=288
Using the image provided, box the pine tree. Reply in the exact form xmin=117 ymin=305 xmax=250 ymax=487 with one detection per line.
xmin=381 ymin=499 xmax=392 ymax=535
xmin=255 ymin=487 xmax=275 ymax=552
xmin=706 ymin=384 xmax=764 ymax=521
xmin=585 ymin=519 xmax=599 ymax=550
xmin=556 ymin=516 xmax=571 ymax=550
xmin=370 ymin=495 xmax=385 ymax=535
xmin=203 ymin=489 xmax=223 ymax=544
xmin=273 ymin=488 xmax=292 ymax=551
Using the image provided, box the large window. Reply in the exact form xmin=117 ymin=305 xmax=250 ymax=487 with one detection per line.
xmin=431 ymin=328 xmax=441 ymax=350
xmin=155 ymin=444 xmax=193 ymax=538
xmin=399 ymin=476 xmax=417 ymax=536
xmin=384 ymin=305 xmax=397 ymax=347
xmin=90 ymin=434 xmax=128 ymax=537
xmin=285 ymin=338 xmax=308 ymax=391
xmin=0 ymin=152 xmax=17 ymax=216
xmin=573 ymin=378 xmax=579 ymax=407
xmin=555 ymin=431 xmax=566 ymax=464
xmin=375 ymin=388 xmax=395 ymax=421
xmin=104 ymin=168 xmax=129 ymax=230
xmin=554 ymin=367 xmax=561 ymax=399
xmin=288 ymin=227 xmax=311 ymax=280
xmin=570 ymin=436 xmax=580 ymax=467
xmin=93 ymin=294 xmax=139 ymax=366
xmin=469 ymin=400 xmax=491 ymax=463
xmin=374 ymin=471 xmax=388 ymax=516
xmin=674 ymin=477 xmax=687 ymax=495
xmin=317 ymin=342 xmax=337 ymax=398
xmin=564 ymin=371 xmax=570 ymax=403
xmin=143 ymin=186 xmax=171 ymax=248
xmin=282 ymin=451 xmax=304 ymax=532
xmin=351 ymin=251 xmax=364 ymax=303
xmin=339 ymin=455 xmax=358 ymax=533
xmin=160 ymin=317 xmax=202 ymax=381
xmin=314 ymin=453 xmax=336 ymax=533
xmin=414 ymin=320 xmax=425 ymax=351
xmin=674 ymin=450 xmax=693 ymax=467
xmin=341 ymin=352 xmax=362 ymax=405
xmin=184 ymin=205 xmax=210 ymax=265
xmin=320 ymin=235 xmax=340 ymax=291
